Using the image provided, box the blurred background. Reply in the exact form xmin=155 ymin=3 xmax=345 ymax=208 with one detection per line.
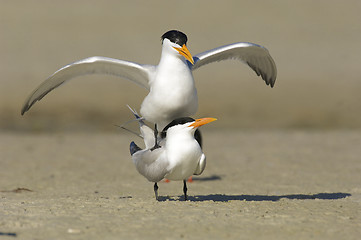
xmin=1 ymin=0 xmax=361 ymax=132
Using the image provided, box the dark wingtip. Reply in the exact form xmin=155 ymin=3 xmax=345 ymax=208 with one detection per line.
xmin=21 ymin=100 xmax=35 ymax=115
xmin=21 ymin=105 xmax=28 ymax=115
xmin=130 ymin=141 xmax=142 ymax=156
xmin=270 ymin=78 xmax=276 ymax=88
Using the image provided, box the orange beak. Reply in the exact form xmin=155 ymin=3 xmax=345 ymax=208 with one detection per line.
xmin=173 ymin=44 xmax=194 ymax=65
xmin=189 ymin=118 xmax=217 ymax=129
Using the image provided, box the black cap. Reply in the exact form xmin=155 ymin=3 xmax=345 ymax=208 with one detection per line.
xmin=161 ymin=30 xmax=188 ymax=46
xmin=160 ymin=117 xmax=202 ymax=147
xmin=160 ymin=117 xmax=195 ymax=138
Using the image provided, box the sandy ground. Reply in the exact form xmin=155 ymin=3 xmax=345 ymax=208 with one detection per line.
xmin=1 ymin=130 xmax=360 ymax=239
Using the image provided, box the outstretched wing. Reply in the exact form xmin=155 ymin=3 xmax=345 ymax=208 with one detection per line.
xmin=21 ymin=56 xmax=155 ymax=115
xmin=191 ymin=42 xmax=277 ymax=87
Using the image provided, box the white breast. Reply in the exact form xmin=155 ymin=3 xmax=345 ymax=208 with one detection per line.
xmin=163 ymin=131 xmax=202 ymax=181
xmin=140 ymin=54 xmax=198 ymax=129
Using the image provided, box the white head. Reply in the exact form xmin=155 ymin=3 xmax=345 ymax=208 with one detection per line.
xmin=161 ymin=117 xmax=217 ymax=138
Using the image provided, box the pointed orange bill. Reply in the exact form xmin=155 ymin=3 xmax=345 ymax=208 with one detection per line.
xmin=173 ymin=44 xmax=194 ymax=65
xmin=189 ymin=118 xmax=217 ymax=128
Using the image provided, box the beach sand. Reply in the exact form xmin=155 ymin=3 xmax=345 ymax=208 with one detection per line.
xmin=1 ymin=130 xmax=360 ymax=239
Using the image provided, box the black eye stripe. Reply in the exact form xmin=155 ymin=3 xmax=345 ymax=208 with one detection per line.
xmin=161 ymin=30 xmax=188 ymax=46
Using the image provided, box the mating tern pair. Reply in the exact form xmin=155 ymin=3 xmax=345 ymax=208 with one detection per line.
xmin=127 ymin=106 xmax=216 ymax=200
xmin=21 ymin=30 xmax=277 ymax=200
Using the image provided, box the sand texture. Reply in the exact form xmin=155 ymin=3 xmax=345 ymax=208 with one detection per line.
xmin=1 ymin=131 xmax=361 ymax=239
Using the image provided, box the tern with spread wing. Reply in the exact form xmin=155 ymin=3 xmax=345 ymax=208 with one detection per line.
xmin=21 ymin=30 xmax=277 ymax=132
xmin=128 ymin=107 xmax=216 ymax=200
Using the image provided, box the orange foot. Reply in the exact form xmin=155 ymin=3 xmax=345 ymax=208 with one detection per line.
xmin=164 ymin=176 xmax=193 ymax=183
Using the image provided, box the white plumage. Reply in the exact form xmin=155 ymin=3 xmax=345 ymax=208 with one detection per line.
xmin=128 ymin=107 xmax=216 ymax=200
xmin=21 ymin=30 xmax=277 ymax=131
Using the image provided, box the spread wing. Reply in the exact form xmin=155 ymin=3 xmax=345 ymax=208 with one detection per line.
xmin=21 ymin=56 xmax=155 ymax=115
xmin=191 ymin=42 xmax=277 ymax=87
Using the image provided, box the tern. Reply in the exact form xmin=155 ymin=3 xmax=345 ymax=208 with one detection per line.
xmin=21 ymin=30 xmax=277 ymax=132
xmin=128 ymin=107 xmax=216 ymax=200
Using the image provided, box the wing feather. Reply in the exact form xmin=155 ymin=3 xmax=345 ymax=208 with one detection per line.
xmin=192 ymin=42 xmax=277 ymax=87
xmin=21 ymin=56 xmax=154 ymax=115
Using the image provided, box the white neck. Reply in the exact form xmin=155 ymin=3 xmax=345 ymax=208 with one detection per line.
xmin=166 ymin=127 xmax=198 ymax=154
xmin=158 ymin=39 xmax=187 ymax=67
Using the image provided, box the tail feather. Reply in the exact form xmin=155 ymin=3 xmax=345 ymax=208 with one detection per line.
xmin=127 ymin=105 xmax=143 ymax=121
xmin=116 ymin=105 xmax=146 ymax=138
xmin=126 ymin=105 xmax=156 ymax=149
xmin=130 ymin=141 xmax=142 ymax=156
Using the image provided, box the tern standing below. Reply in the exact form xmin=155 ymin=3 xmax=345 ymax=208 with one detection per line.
xmin=21 ymin=30 xmax=277 ymax=132
xmin=129 ymin=111 xmax=217 ymax=200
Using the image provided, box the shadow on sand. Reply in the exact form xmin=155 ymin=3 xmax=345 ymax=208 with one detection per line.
xmin=191 ymin=175 xmax=222 ymax=182
xmin=159 ymin=192 xmax=351 ymax=202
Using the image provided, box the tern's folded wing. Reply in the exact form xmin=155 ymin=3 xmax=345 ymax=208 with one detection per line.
xmin=132 ymin=149 xmax=169 ymax=182
xmin=193 ymin=153 xmax=206 ymax=175
xmin=192 ymin=42 xmax=277 ymax=87
xmin=21 ymin=56 xmax=155 ymax=115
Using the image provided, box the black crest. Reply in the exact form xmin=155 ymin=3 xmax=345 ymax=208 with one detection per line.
xmin=161 ymin=117 xmax=195 ymax=137
xmin=160 ymin=117 xmax=203 ymax=148
xmin=161 ymin=30 xmax=188 ymax=46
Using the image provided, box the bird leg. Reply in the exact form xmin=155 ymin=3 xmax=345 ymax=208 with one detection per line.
xmin=150 ymin=124 xmax=161 ymax=151
xmin=154 ymin=182 xmax=159 ymax=200
xmin=183 ymin=180 xmax=188 ymax=201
